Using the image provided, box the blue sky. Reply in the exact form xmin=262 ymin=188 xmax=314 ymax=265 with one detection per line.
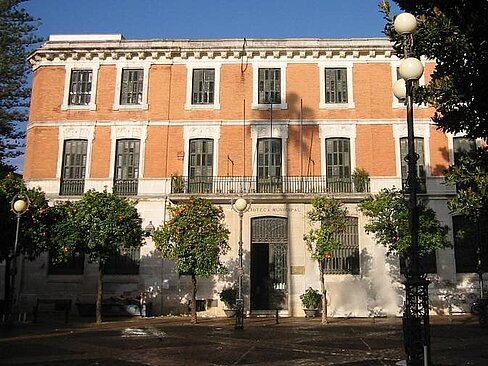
xmin=24 ymin=0 xmax=400 ymax=40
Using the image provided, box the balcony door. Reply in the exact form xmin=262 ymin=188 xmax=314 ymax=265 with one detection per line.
xmin=257 ymin=138 xmax=282 ymax=193
xmin=188 ymin=139 xmax=213 ymax=193
xmin=325 ymin=138 xmax=351 ymax=192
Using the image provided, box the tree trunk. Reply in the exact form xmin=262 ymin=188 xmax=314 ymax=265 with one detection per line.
xmin=191 ymin=274 xmax=197 ymax=324
xmin=96 ymin=263 xmax=104 ymax=324
xmin=319 ymin=260 xmax=328 ymax=324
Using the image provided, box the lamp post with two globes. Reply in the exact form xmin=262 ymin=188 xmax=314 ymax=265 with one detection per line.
xmin=392 ymin=12 xmax=430 ymax=366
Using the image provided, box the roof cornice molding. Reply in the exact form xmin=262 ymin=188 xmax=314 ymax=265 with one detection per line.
xmin=28 ymin=37 xmax=395 ymax=67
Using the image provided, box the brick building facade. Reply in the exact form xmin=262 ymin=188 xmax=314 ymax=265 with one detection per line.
xmin=9 ymin=34 xmax=481 ymax=317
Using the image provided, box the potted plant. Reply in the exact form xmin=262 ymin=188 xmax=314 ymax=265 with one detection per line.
xmin=171 ymin=173 xmax=185 ymax=193
xmin=300 ymin=287 xmax=322 ymax=317
xmin=352 ymin=168 xmax=370 ymax=193
xmin=219 ymin=287 xmax=237 ymax=317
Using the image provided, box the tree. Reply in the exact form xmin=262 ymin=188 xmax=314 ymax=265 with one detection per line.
xmin=358 ymin=188 xmax=449 ymax=259
xmin=0 ymin=0 xmax=42 ymax=166
xmin=303 ymin=196 xmax=348 ymax=324
xmin=52 ymin=190 xmax=144 ymax=324
xmin=0 ymin=173 xmax=53 ymax=307
xmin=380 ymin=0 xmax=488 ymax=140
xmin=152 ymin=196 xmax=230 ymax=324
xmin=444 ymin=148 xmax=488 ymax=273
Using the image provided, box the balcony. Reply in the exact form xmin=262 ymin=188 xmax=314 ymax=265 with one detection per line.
xmin=170 ymin=176 xmax=370 ymax=195
xmin=113 ymin=179 xmax=138 ymax=196
xmin=60 ymin=179 xmax=85 ymax=196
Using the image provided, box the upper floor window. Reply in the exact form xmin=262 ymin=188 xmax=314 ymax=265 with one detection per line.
xmin=114 ymin=139 xmax=140 ymax=196
xmin=258 ymin=68 xmax=281 ymax=104
xmin=324 ymin=217 xmax=360 ymax=274
xmin=452 ymin=215 xmax=487 ymax=273
xmin=252 ymin=64 xmax=287 ymax=109
xmin=400 ymin=137 xmax=426 ymax=193
xmin=69 ymin=70 xmax=92 ymax=106
xmin=60 ymin=139 xmax=87 ymax=196
xmin=185 ymin=64 xmax=221 ymax=110
xmin=319 ymin=63 xmax=354 ymax=109
xmin=192 ymin=69 xmax=215 ymax=105
xmin=257 ymin=138 xmax=282 ymax=193
xmin=120 ymin=69 xmax=143 ymax=105
xmin=325 ymin=68 xmax=348 ymax=104
xmin=325 ymin=138 xmax=351 ymax=192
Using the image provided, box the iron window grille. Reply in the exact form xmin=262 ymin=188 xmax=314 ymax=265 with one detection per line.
xmin=120 ymin=69 xmax=143 ymax=105
xmin=258 ymin=68 xmax=281 ymax=104
xmin=192 ymin=69 xmax=215 ymax=104
xmin=104 ymin=247 xmax=140 ymax=275
xmin=453 ymin=215 xmax=488 ymax=273
xmin=325 ymin=68 xmax=348 ymax=103
xmin=324 ymin=217 xmax=360 ymax=274
xmin=69 ymin=70 xmax=92 ymax=105
xmin=60 ymin=139 xmax=87 ymax=196
xmin=48 ymin=252 xmax=85 ymax=275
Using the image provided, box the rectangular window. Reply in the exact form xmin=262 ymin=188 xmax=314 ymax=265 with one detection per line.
xmin=114 ymin=139 xmax=140 ymax=195
xmin=69 ymin=70 xmax=93 ymax=105
xmin=120 ymin=69 xmax=143 ymax=105
xmin=400 ymin=137 xmax=426 ymax=193
xmin=188 ymin=139 xmax=214 ymax=193
xmin=48 ymin=252 xmax=85 ymax=275
xmin=60 ymin=140 xmax=87 ymax=196
xmin=104 ymin=247 xmax=140 ymax=275
xmin=257 ymin=138 xmax=282 ymax=193
xmin=324 ymin=217 xmax=360 ymax=274
xmin=192 ymin=69 xmax=215 ymax=105
xmin=326 ymin=138 xmax=351 ymax=192
xmin=258 ymin=68 xmax=281 ymax=104
xmin=453 ymin=215 xmax=487 ymax=273
xmin=325 ymin=68 xmax=348 ymax=103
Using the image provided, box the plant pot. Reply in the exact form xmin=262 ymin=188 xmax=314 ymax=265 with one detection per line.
xmin=224 ymin=309 xmax=237 ymax=318
xmin=304 ymin=308 xmax=319 ymax=318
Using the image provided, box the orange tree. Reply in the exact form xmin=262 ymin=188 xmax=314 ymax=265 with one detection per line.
xmin=303 ymin=196 xmax=348 ymax=324
xmin=153 ymin=196 xmax=230 ymax=324
xmin=51 ymin=190 xmax=144 ymax=324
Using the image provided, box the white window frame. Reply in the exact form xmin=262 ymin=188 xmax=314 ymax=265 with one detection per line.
xmin=393 ymin=123 xmax=430 ymax=180
xmin=252 ymin=62 xmax=288 ymax=110
xmin=183 ymin=125 xmax=221 ymax=176
xmin=61 ymin=62 xmax=100 ymax=111
xmin=250 ymin=124 xmax=288 ymax=177
xmin=113 ymin=63 xmax=150 ymax=110
xmin=319 ymin=124 xmax=357 ymax=175
xmin=319 ymin=62 xmax=355 ymax=109
xmin=185 ymin=63 xmax=221 ymax=110
xmin=57 ymin=124 xmax=95 ymax=180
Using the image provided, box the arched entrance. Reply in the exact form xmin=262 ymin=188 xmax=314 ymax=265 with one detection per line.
xmin=250 ymin=216 xmax=288 ymax=311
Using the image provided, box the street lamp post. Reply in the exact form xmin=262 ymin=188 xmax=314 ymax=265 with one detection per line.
xmin=393 ymin=12 xmax=430 ymax=366
xmin=8 ymin=193 xmax=30 ymax=319
xmin=232 ymin=197 xmax=251 ymax=330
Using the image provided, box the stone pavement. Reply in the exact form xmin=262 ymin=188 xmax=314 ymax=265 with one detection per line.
xmin=0 ymin=315 xmax=486 ymax=365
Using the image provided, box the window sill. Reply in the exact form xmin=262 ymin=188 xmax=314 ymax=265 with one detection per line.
xmin=184 ymin=103 xmax=221 ymax=110
xmin=252 ymin=103 xmax=288 ymax=110
xmin=61 ymin=104 xmax=97 ymax=111
xmin=319 ymin=102 xmax=355 ymax=109
xmin=113 ymin=103 xmax=149 ymax=111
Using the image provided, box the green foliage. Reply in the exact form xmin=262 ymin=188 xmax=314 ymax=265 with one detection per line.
xmin=219 ymin=287 xmax=237 ymax=309
xmin=300 ymin=287 xmax=322 ymax=309
xmin=303 ymin=196 xmax=348 ymax=260
xmin=444 ymin=147 xmax=488 ymax=221
xmin=52 ymin=190 xmax=144 ymax=265
xmin=0 ymin=173 xmax=53 ymax=262
xmin=0 ymin=0 xmax=43 ymax=163
xmin=352 ymin=168 xmax=370 ymax=192
xmin=358 ymin=188 xmax=449 ymax=256
xmin=153 ymin=196 xmax=230 ymax=277
xmin=381 ymin=1 xmax=488 ymax=139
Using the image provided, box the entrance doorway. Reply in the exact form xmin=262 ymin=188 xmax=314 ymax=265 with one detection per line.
xmin=250 ymin=217 xmax=288 ymax=311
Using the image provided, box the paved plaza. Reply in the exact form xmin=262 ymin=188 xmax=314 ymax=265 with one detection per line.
xmin=0 ymin=315 xmax=486 ymax=365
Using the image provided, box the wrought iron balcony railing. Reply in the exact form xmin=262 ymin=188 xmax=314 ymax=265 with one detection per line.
xmin=113 ymin=179 xmax=138 ymax=196
xmin=170 ymin=176 xmax=370 ymax=195
xmin=60 ymin=179 xmax=85 ymax=196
